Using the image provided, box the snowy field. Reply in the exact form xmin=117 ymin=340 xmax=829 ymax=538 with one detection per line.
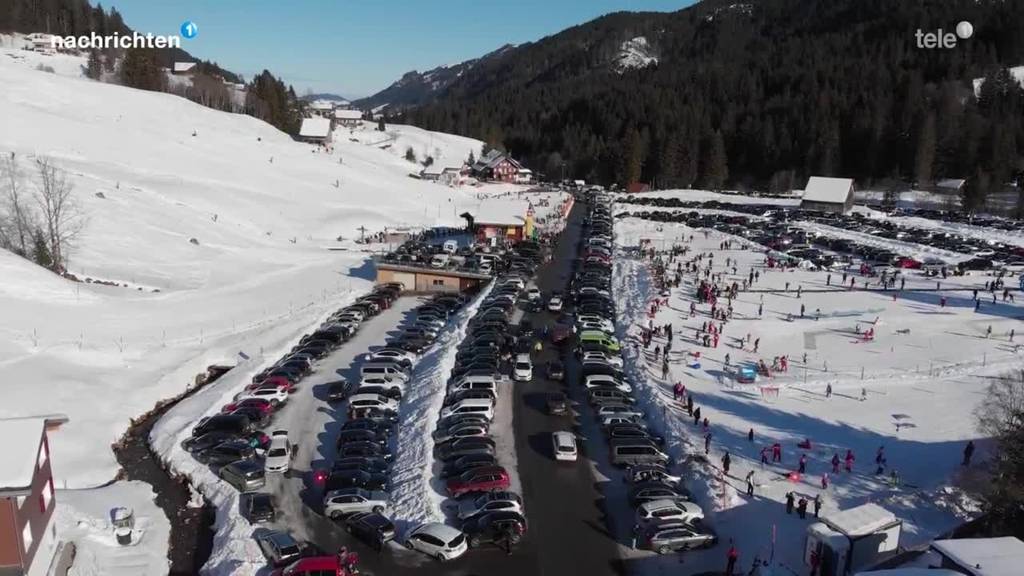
xmin=0 ymin=44 xmax=530 ymax=488
xmin=608 ymin=210 xmax=1020 ymax=574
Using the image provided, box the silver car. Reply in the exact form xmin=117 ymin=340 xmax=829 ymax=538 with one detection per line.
xmin=219 ymin=460 xmax=265 ymax=491
xmin=641 ymin=521 xmax=717 ymax=554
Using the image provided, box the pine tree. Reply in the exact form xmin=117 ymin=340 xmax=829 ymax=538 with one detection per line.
xmin=915 ymin=113 xmax=936 ymax=187
xmin=701 ymin=130 xmax=729 ymax=191
xmin=85 ymin=49 xmax=102 ymax=80
xmin=621 ymin=125 xmax=644 ymax=186
xmin=32 ymin=228 xmax=53 ymax=270
xmin=377 ymin=117 xmax=386 ymax=132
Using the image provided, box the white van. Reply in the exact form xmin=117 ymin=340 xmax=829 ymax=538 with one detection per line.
xmin=440 ymin=398 xmax=495 ymax=422
xmin=448 ymin=378 xmax=498 ymax=395
xmin=450 ymin=373 xmax=498 ymax=389
xmin=360 ymin=363 xmax=410 ymax=382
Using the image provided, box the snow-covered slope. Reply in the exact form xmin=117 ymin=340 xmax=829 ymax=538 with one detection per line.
xmin=344 ymin=121 xmax=483 ymax=170
xmin=0 ymin=47 xmax=510 ymax=487
xmin=616 ymin=36 xmax=658 ymax=72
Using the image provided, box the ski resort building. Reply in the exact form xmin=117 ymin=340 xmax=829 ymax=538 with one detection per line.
xmin=801 ymin=176 xmax=855 ymax=213
xmin=333 ymin=109 xmax=363 ymax=128
xmin=172 ymin=62 xmax=197 ymax=75
xmin=298 ymin=117 xmax=333 ymax=144
xmin=471 ymin=199 xmax=533 ymax=242
xmin=0 ymin=415 xmax=69 ymax=576
xmin=471 ymin=150 xmax=524 ymax=183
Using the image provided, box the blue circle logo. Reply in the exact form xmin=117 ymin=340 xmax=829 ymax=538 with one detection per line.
xmin=180 ymin=20 xmax=198 ymax=39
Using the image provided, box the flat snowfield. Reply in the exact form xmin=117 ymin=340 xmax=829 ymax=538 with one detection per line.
xmin=0 ymin=45 xmax=524 ymax=487
xmin=611 ymin=214 xmax=1015 ymax=573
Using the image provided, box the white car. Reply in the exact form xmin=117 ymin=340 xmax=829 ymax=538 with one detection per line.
xmin=581 ymin=351 xmax=623 ymax=368
xmin=578 ymin=320 xmax=615 ymax=334
xmin=547 ymin=296 xmax=564 ymax=312
xmin=264 ymin=431 xmax=292 ymax=473
xmin=359 ymin=376 xmax=406 ymax=392
xmin=457 ymin=491 xmax=524 ymax=520
xmin=236 ymin=386 xmax=289 ymax=406
xmin=525 ymin=287 xmax=541 ymax=301
xmin=367 ymin=348 xmax=417 ymax=364
xmin=512 ymin=353 xmax=533 ymax=382
xmin=323 ymin=488 xmax=388 ymax=519
xmin=552 ymin=431 xmax=578 ymax=462
xmin=348 ymin=393 xmax=400 ymax=413
xmin=501 ymin=277 xmax=525 ymax=290
xmin=635 ymin=499 xmax=704 ymax=525
xmin=584 ymin=375 xmax=632 ymax=393
xmin=405 ymin=522 xmax=468 ymax=561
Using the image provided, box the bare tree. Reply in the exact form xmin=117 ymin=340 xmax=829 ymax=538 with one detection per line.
xmin=34 ymin=157 xmax=84 ymax=272
xmin=1 ymin=153 xmax=36 ymax=256
xmin=974 ymin=373 xmax=1024 ymax=535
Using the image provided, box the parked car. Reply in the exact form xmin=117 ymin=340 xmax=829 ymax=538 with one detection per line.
xmin=325 ymin=379 xmax=350 ymax=402
xmin=635 ymin=499 xmax=704 ymax=526
xmin=197 ymin=440 xmax=255 ymax=466
xmin=546 ymin=361 xmax=565 ymax=381
xmin=243 ymin=492 xmax=276 ymax=523
xmin=446 ymin=465 xmax=510 ymax=497
xmin=463 ymin=511 xmax=527 ymax=549
xmin=546 ymin=392 xmax=569 ymax=416
xmin=270 ymin=556 xmax=344 ymax=576
xmin=640 ymin=521 xmax=717 ymax=554
xmin=440 ymin=453 xmax=498 ymax=479
xmin=344 ymin=511 xmax=396 ymax=551
xmin=457 ymin=491 xmax=524 ymax=520
xmin=323 ymin=487 xmax=388 ymax=519
xmin=512 ymin=353 xmax=533 ymax=382
xmin=404 ymin=523 xmax=468 ymax=561
xmin=256 ymin=530 xmax=302 ymax=567
xmin=219 ymin=460 xmax=266 ymax=491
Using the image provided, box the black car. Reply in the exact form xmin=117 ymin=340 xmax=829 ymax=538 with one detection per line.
xmin=229 ymin=406 xmax=271 ymax=427
xmin=463 ymin=511 xmax=527 ymax=548
xmin=345 ymin=511 xmax=396 ymax=551
xmin=191 ymin=414 xmax=253 ymax=437
xmin=244 ymin=492 xmax=276 ymax=523
xmin=546 ymin=392 xmax=569 ymax=416
xmin=440 ymin=453 xmax=498 ymax=479
xmin=336 ymin=429 xmax=388 ymax=449
xmin=355 ymin=385 xmax=402 ymax=401
xmin=325 ymin=469 xmax=389 ymax=492
xmin=325 ymin=379 xmax=350 ymax=402
xmin=337 ymin=441 xmax=392 ymax=462
xmin=547 ymin=361 xmax=565 ymax=381
xmin=197 ymin=440 xmax=255 ymax=465
xmin=181 ymin=430 xmax=242 ymax=453
xmin=332 ymin=456 xmax=390 ymax=475
xmin=348 ymin=406 xmax=399 ymax=424
xmin=340 ymin=419 xmax=393 ymax=437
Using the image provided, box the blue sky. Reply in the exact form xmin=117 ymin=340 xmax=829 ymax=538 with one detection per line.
xmin=104 ymin=0 xmax=690 ymax=98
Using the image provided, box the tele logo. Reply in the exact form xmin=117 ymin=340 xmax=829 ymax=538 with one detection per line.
xmin=915 ymin=21 xmax=972 ymax=49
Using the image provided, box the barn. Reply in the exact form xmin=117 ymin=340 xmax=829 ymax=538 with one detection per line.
xmin=801 ymin=176 xmax=855 ymax=213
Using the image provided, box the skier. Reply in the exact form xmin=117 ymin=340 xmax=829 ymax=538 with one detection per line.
xmin=831 ymin=452 xmax=840 ymax=474
xmin=826 ymin=383 xmax=833 ymax=398
xmin=772 ymin=442 xmax=782 ymax=463
xmin=962 ymin=440 xmax=975 ymax=466
xmin=746 ymin=471 xmax=755 ymax=496
xmin=754 ymin=338 xmax=760 ymax=352
xmin=722 ymin=451 xmax=732 ymax=475
xmin=797 ymin=497 xmax=808 ymax=519
xmin=821 ymin=473 xmax=829 ymax=490
xmin=798 ymin=453 xmax=808 ymax=474
xmin=844 ymin=449 xmax=855 ymax=473
xmin=785 ymin=491 xmax=795 ymax=514
xmin=760 ymin=446 xmax=770 ymax=467
xmin=748 ymin=427 xmax=754 ymax=442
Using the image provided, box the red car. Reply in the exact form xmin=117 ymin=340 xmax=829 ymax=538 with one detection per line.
xmin=271 ymin=555 xmax=352 ymax=576
xmin=446 ymin=465 xmax=510 ymax=497
xmin=247 ymin=378 xmax=295 ymax=393
xmin=895 ymin=256 xmax=922 ymax=269
xmin=220 ymin=398 xmax=274 ymax=414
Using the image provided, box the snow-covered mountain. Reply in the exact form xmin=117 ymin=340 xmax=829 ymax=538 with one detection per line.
xmin=0 ymin=44 xmax=510 ymax=487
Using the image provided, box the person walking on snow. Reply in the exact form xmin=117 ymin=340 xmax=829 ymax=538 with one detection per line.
xmin=831 ymin=453 xmax=840 ymax=474
xmin=785 ymin=492 xmax=795 ymax=514
xmin=705 ymin=432 xmax=712 ymax=455
xmin=826 ymin=383 xmax=833 ymax=398
xmin=748 ymin=428 xmax=754 ymax=442
xmin=963 ymin=440 xmax=975 ymax=466
xmin=745 ymin=471 xmax=755 ymax=496
xmin=722 ymin=451 xmax=732 ymax=475
xmin=845 ymin=449 xmax=855 ymax=473
xmin=798 ymin=453 xmax=808 ymax=474
xmin=693 ymin=406 xmax=702 ymax=425
xmin=797 ymin=497 xmax=808 ymax=519
xmin=726 ymin=544 xmax=739 ymax=575
xmin=821 ymin=473 xmax=829 ymax=490
xmin=772 ymin=442 xmax=782 ymax=463
xmin=814 ymin=494 xmax=822 ymax=518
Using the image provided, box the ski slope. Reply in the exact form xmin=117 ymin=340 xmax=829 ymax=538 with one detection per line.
xmin=0 ymin=45 xmax=521 ymax=487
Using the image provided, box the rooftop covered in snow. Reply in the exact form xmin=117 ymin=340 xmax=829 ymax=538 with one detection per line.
xmin=802 ymin=176 xmax=855 ymax=204
xmin=0 ymin=414 xmax=68 ymax=494
xmin=930 ymin=537 xmax=1024 ymax=576
xmin=334 ymin=109 xmax=363 ymax=120
xmin=822 ymin=503 xmax=898 ymax=537
xmin=298 ymin=117 xmax=332 ymax=139
xmin=472 ymin=199 xmax=529 ymax=227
